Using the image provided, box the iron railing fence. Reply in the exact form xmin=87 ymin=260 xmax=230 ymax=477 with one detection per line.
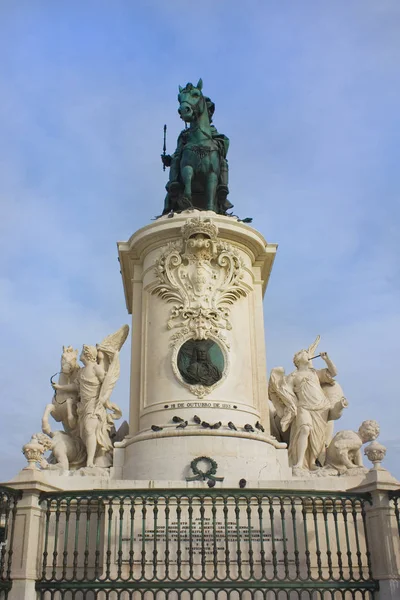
xmin=35 ymin=585 xmax=376 ymax=600
xmin=0 ymin=485 xmax=22 ymax=599
xmin=35 ymin=489 xmax=378 ymax=599
xmin=389 ymin=489 xmax=400 ymax=537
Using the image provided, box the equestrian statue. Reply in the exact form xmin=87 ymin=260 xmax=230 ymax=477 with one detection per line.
xmin=161 ymin=79 xmax=233 ymax=215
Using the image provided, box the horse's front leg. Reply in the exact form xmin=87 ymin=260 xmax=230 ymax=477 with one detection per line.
xmin=181 ymin=165 xmax=194 ymax=201
xmin=206 ymin=172 xmax=218 ymax=211
xmin=66 ymin=398 xmax=77 ymax=430
xmin=42 ymin=404 xmax=54 ymax=435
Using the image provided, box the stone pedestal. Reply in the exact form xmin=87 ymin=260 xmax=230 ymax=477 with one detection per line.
xmin=117 ymin=210 xmax=288 ymax=481
xmin=119 ymin=431 xmax=290 ymax=482
xmin=5 ymin=470 xmax=60 ymax=600
xmin=351 ymin=468 xmax=400 ymax=599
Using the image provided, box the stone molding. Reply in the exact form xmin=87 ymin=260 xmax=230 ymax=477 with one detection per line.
xmin=116 ymin=426 xmax=287 ymax=449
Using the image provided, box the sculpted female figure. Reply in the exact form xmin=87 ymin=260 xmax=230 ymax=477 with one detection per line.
xmin=52 ymin=325 xmax=129 ymax=469
xmin=269 ymin=336 xmax=348 ymax=473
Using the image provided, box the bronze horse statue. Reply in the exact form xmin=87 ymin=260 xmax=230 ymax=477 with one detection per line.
xmin=162 ymin=79 xmax=233 ymax=215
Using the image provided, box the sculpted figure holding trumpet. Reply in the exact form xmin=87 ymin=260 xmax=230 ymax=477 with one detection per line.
xmin=269 ymin=336 xmax=348 ymax=475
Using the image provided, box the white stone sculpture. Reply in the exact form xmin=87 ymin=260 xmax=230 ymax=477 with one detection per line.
xmin=42 ymin=346 xmax=80 ymax=436
xmin=22 ymin=435 xmax=47 ymax=470
xmin=268 ymin=336 xmax=348 ymax=474
xmin=364 ymin=439 xmax=387 ymax=470
xmin=325 ymin=420 xmax=380 ymax=475
xmin=36 ymin=325 xmax=129 ymax=472
xmin=150 ymin=215 xmax=251 ymax=348
xmin=35 ymin=431 xmax=86 ymax=471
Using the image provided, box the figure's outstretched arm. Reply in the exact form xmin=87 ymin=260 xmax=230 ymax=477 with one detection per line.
xmin=320 ymin=352 xmax=337 ymax=377
xmin=95 ymin=349 xmax=106 ymax=382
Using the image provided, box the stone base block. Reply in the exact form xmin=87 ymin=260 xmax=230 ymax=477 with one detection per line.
xmin=7 ymin=578 xmax=36 ymax=600
xmin=122 ymin=433 xmax=291 ymax=482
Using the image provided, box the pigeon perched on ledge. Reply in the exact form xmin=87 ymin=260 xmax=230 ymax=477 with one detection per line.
xmin=211 ymin=421 xmax=222 ymax=429
xmin=172 ymin=416 xmax=184 ymax=423
xmin=176 ymin=421 xmax=188 ymax=429
xmin=151 ymin=425 xmax=163 ymax=432
xmin=201 ymin=421 xmax=211 ymax=428
xmin=239 ymin=478 xmax=247 ymax=488
xmin=255 ymin=421 xmax=265 ymax=432
xmin=244 ymin=424 xmax=255 ymax=432
xmin=193 ymin=415 xmax=201 ymax=424
xmin=228 ymin=422 xmax=237 ymax=431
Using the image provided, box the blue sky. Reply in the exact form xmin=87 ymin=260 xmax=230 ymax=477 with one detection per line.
xmin=1 ymin=1 xmax=399 ymax=480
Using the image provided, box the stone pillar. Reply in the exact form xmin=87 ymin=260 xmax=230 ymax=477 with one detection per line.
xmin=4 ymin=470 xmax=61 ymax=600
xmin=117 ymin=210 xmax=290 ymax=482
xmin=351 ymin=468 xmax=400 ymax=599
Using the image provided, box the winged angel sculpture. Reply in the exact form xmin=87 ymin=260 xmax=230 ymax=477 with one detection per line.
xmin=41 ymin=325 xmax=129 ymax=471
xmin=268 ymin=336 xmax=348 ymax=474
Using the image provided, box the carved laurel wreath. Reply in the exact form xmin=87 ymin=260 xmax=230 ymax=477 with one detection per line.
xmin=186 ymin=456 xmax=224 ymax=482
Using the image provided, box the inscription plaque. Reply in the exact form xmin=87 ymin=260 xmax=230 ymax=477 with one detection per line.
xmin=123 ymin=518 xmax=288 ymax=564
xmin=118 ymin=499 xmax=293 ymax=575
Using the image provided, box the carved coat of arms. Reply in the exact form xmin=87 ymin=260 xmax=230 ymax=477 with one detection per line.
xmin=149 ymin=216 xmax=252 ymax=349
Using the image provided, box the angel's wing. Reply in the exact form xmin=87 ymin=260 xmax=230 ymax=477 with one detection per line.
xmin=98 ymin=324 xmax=129 ymax=355
xmin=307 ymin=335 xmax=321 ymax=358
xmin=96 ymin=325 xmax=129 ymax=417
xmin=268 ymin=367 xmax=298 ymax=432
xmin=268 ymin=368 xmax=286 ymax=418
xmin=99 ymin=352 xmax=120 ymax=408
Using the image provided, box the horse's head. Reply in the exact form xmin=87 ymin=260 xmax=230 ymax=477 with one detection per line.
xmin=61 ymin=346 xmax=79 ymax=375
xmin=178 ymin=78 xmax=208 ymax=123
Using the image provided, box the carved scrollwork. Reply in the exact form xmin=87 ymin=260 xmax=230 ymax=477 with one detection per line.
xmin=150 ymin=216 xmax=252 ymax=345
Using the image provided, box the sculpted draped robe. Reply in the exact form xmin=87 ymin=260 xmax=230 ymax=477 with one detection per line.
xmin=288 ymin=368 xmax=333 ymax=470
xmin=76 ymin=371 xmax=113 ymax=454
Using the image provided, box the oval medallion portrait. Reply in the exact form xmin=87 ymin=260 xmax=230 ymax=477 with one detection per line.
xmin=177 ymin=339 xmax=225 ymax=387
